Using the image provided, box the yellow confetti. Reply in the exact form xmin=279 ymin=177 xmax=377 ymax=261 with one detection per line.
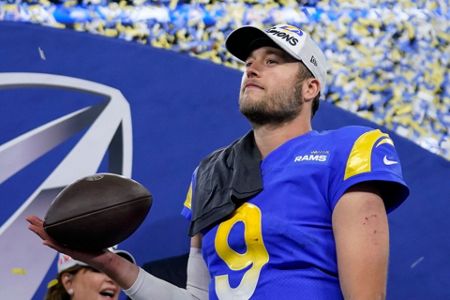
xmin=104 ymin=28 xmax=118 ymax=37
xmin=405 ymin=22 xmax=415 ymax=39
xmin=11 ymin=268 xmax=27 ymax=275
xmin=169 ymin=0 xmax=178 ymax=10
xmin=395 ymin=104 xmax=413 ymax=115
xmin=47 ymin=279 xmax=58 ymax=289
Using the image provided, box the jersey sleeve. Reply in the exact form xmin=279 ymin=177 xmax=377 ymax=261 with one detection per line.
xmin=181 ymin=167 xmax=198 ymax=221
xmin=329 ymin=127 xmax=409 ymax=213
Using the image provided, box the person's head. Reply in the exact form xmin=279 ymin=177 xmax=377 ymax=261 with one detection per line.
xmin=225 ymin=24 xmax=328 ymax=126
xmin=45 ymin=249 xmax=135 ymax=300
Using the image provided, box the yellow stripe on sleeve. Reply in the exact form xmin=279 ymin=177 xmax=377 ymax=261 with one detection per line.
xmin=376 ymin=137 xmax=394 ymax=147
xmin=344 ymin=129 xmax=393 ymax=180
xmin=183 ymin=184 xmax=192 ymax=209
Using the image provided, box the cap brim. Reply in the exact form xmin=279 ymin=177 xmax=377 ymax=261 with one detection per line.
xmin=225 ymin=26 xmax=277 ymax=62
xmin=226 ymin=24 xmax=327 ymax=96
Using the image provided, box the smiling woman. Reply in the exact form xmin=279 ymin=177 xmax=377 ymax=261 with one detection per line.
xmin=45 ymin=250 xmax=135 ymax=300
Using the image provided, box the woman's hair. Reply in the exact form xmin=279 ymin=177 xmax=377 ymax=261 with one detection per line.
xmin=45 ymin=266 xmax=83 ymax=300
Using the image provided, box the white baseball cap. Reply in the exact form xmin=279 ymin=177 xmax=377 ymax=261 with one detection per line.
xmin=225 ymin=24 xmax=328 ymax=96
xmin=57 ymin=248 xmax=135 ymax=273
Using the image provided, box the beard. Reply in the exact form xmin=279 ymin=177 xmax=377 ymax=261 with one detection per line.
xmin=239 ymin=80 xmax=304 ymax=127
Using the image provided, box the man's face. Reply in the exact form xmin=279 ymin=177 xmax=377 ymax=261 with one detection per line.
xmin=239 ymin=46 xmax=303 ymax=126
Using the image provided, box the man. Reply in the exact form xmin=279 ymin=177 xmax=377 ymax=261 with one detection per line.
xmin=28 ymin=24 xmax=409 ymax=299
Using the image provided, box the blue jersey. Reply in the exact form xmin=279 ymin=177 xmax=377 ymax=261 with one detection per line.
xmin=182 ymin=126 xmax=409 ymax=299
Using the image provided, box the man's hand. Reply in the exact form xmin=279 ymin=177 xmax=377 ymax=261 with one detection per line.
xmin=26 ymin=215 xmax=139 ymax=289
xmin=26 ymin=215 xmax=104 ymax=262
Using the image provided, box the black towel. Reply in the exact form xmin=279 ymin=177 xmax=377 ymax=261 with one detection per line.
xmin=188 ymin=131 xmax=263 ymax=236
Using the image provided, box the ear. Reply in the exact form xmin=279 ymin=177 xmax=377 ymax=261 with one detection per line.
xmin=60 ymin=272 xmax=74 ymax=293
xmin=302 ymin=78 xmax=320 ymax=102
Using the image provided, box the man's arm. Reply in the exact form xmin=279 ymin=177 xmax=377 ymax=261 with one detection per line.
xmin=26 ymin=215 xmax=140 ymax=287
xmin=125 ymin=234 xmax=209 ymax=299
xmin=26 ymin=216 xmax=209 ymax=299
xmin=332 ymin=183 xmax=389 ymax=300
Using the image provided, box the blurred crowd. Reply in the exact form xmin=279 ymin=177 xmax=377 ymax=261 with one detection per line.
xmin=1 ymin=0 xmax=449 ymax=160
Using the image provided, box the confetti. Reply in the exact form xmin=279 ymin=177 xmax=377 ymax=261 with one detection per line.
xmin=1 ymin=1 xmax=448 ymax=160
xmin=410 ymin=256 xmax=424 ymax=269
xmin=11 ymin=267 xmax=27 ymax=275
xmin=38 ymin=46 xmax=46 ymax=60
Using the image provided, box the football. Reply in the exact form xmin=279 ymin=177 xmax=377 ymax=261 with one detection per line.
xmin=43 ymin=173 xmax=152 ymax=250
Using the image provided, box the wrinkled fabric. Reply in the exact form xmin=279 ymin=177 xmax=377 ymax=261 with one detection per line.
xmin=188 ymin=131 xmax=263 ymax=236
